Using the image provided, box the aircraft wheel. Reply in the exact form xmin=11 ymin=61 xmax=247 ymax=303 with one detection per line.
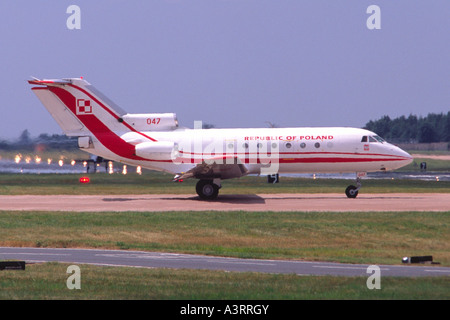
xmin=196 ymin=180 xmax=219 ymax=200
xmin=345 ymin=185 xmax=358 ymax=199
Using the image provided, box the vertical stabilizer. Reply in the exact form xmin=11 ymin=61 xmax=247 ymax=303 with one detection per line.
xmin=29 ymin=78 xmax=127 ymax=136
xmin=31 ymin=86 xmax=86 ymax=136
xmin=29 ymin=77 xmax=157 ymax=160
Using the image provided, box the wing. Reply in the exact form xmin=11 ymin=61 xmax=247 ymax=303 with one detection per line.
xmin=173 ymin=156 xmax=249 ymax=181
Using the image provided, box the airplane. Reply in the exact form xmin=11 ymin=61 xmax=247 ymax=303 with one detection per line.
xmin=28 ymin=77 xmax=413 ymax=199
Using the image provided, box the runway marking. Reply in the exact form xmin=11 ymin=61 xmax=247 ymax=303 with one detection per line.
xmin=207 ymin=260 xmax=277 ymax=266
xmin=95 ymin=253 xmax=184 ymax=260
xmin=424 ymin=269 xmax=450 ymax=274
xmin=313 ymin=265 xmax=390 ymax=271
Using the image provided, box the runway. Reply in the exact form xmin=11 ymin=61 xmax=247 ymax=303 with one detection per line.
xmin=0 ymin=193 xmax=449 ymax=212
xmin=1 ymin=247 xmax=449 ymax=277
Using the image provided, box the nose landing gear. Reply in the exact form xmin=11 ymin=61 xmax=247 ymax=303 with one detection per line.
xmin=345 ymin=176 xmax=362 ymax=198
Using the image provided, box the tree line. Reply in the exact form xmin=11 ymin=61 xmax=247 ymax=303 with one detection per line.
xmin=1 ymin=112 xmax=449 ymax=150
xmin=0 ymin=130 xmax=78 ymax=151
xmin=364 ymin=112 xmax=450 ymax=143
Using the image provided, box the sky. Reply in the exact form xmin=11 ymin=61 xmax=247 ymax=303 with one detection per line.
xmin=0 ymin=0 xmax=449 ymax=140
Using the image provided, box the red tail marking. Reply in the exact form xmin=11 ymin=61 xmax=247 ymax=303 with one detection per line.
xmin=48 ymin=87 xmax=148 ymax=161
xmin=67 ymin=84 xmax=157 ymax=142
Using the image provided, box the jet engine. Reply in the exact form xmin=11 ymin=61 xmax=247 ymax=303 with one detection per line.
xmin=135 ymin=141 xmax=177 ymax=160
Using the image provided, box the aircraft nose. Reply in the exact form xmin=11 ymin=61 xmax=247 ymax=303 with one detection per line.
xmin=401 ymin=148 xmax=413 ymax=161
xmin=403 ymin=151 xmax=413 ymax=165
xmin=393 ymin=146 xmax=413 ymax=167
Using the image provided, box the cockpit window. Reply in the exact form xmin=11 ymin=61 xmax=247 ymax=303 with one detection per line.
xmin=362 ymin=135 xmax=386 ymax=143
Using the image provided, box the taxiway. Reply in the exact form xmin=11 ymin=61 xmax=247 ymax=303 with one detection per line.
xmin=1 ymin=247 xmax=449 ymax=277
xmin=0 ymin=193 xmax=449 ymax=212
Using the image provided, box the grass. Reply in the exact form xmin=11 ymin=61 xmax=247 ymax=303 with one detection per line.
xmin=1 ymin=210 xmax=448 ymax=266
xmin=1 ymin=262 xmax=449 ymax=300
xmin=0 ymin=172 xmax=449 ymax=195
xmin=404 ymin=157 xmax=450 ymax=172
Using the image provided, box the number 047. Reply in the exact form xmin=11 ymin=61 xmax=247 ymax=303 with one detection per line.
xmin=147 ymin=118 xmax=161 ymax=125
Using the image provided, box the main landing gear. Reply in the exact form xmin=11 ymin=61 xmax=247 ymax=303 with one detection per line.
xmin=196 ymin=179 xmax=221 ymax=200
xmin=195 ymin=175 xmax=364 ymax=200
xmin=345 ymin=176 xmax=362 ymax=198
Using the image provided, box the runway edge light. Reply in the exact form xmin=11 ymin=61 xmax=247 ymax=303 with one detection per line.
xmin=79 ymin=177 xmax=90 ymax=184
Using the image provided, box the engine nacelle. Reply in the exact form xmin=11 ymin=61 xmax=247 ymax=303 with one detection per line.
xmin=135 ymin=141 xmax=177 ymax=160
xmin=120 ymin=113 xmax=178 ymax=131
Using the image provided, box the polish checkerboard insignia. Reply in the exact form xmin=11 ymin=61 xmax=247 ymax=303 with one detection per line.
xmin=76 ymin=99 xmax=92 ymax=115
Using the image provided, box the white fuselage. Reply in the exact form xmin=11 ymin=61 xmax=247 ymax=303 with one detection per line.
xmin=88 ymin=126 xmax=413 ymax=177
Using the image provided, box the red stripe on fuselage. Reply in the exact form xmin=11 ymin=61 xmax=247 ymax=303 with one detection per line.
xmin=165 ymin=155 xmax=409 ymax=165
xmin=276 ymin=157 xmax=405 ymax=163
xmin=177 ymin=150 xmax=409 ymax=161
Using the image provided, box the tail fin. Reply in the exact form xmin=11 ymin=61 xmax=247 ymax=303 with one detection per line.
xmin=28 ymin=77 xmax=127 ymax=137
xmin=29 ymin=77 xmax=161 ymax=160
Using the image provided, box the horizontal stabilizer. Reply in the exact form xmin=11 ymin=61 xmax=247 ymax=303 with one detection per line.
xmin=28 ymin=78 xmax=74 ymax=86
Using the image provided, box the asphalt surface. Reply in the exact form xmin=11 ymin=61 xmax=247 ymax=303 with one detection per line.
xmin=1 ymin=247 xmax=449 ymax=277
